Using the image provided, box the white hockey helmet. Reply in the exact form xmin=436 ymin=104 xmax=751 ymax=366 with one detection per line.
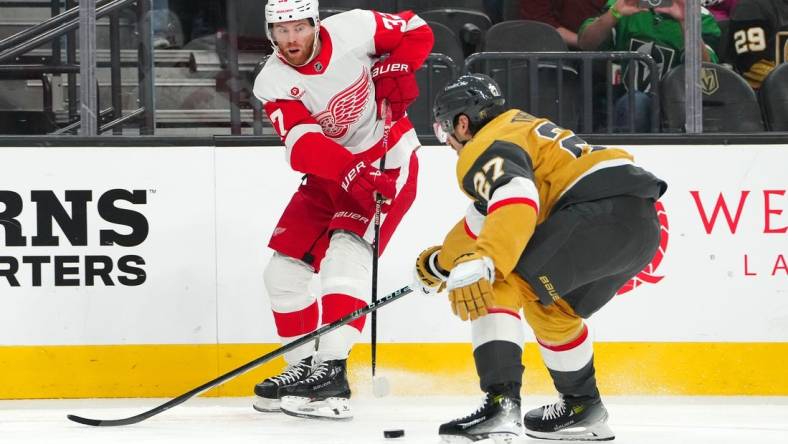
xmin=265 ymin=0 xmax=320 ymax=41
xmin=265 ymin=0 xmax=321 ymax=66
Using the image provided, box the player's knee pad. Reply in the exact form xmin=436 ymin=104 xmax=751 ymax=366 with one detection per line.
xmin=320 ymin=230 xmax=372 ymax=297
xmin=536 ymin=322 xmax=593 ymax=374
xmin=263 ymin=252 xmax=315 ymax=312
xmin=319 ymin=230 xmax=371 ymax=335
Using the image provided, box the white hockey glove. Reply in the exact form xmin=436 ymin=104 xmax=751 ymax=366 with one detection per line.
xmin=414 ymin=246 xmax=448 ymax=295
xmin=446 ymin=252 xmax=495 ymax=321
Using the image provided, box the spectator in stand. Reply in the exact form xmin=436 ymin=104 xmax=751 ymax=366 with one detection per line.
xmin=521 ymin=0 xmax=607 ymax=49
xmin=728 ymin=0 xmax=788 ymax=89
xmin=702 ymin=0 xmax=740 ymax=22
xmin=578 ymin=0 xmax=721 ymax=132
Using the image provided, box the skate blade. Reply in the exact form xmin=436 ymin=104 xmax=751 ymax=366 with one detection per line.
xmin=280 ymin=396 xmax=353 ymax=420
xmin=488 ymin=432 xmax=522 ymax=444
xmin=440 ymin=432 xmax=521 ymax=443
xmin=524 ymin=422 xmax=614 ymax=441
xmin=252 ymin=396 xmax=281 ymax=413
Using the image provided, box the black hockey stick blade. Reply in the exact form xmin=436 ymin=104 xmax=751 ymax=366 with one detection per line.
xmin=67 ymin=284 xmax=414 ymax=427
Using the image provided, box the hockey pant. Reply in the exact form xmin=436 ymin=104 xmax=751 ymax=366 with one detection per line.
xmin=472 ymin=195 xmax=661 ymax=399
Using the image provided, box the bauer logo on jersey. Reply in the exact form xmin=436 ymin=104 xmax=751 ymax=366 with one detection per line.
xmin=314 ymin=67 xmax=371 ymax=139
xmin=617 ymin=201 xmax=669 ymax=295
xmin=701 ymin=68 xmax=720 ymax=95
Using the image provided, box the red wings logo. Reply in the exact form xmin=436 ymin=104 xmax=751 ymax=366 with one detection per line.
xmin=617 ymin=201 xmax=669 ymax=295
xmin=314 ymin=67 xmax=371 ymax=139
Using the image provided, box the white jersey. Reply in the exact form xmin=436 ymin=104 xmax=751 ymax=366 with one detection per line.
xmin=253 ymin=9 xmax=431 ymax=174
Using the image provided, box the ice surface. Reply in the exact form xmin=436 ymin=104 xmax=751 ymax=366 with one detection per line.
xmin=2 ymin=395 xmax=787 ymax=444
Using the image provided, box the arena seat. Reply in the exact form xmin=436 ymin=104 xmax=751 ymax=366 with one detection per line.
xmin=661 ymin=62 xmax=765 ymax=132
xmin=418 ymin=8 xmax=492 ymax=56
xmin=477 ymin=20 xmax=580 ymax=130
xmin=428 ymin=21 xmax=465 ymax=66
xmin=758 ymin=63 xmax=788 ymax=131
xmin=484 ymin=20 xmax=566 ymax=52
xmin=409 ymin=24 xmax=462 ymax=135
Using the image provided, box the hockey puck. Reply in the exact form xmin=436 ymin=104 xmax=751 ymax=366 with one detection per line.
xmin=383 ymin=429 xmax=405 ymax=439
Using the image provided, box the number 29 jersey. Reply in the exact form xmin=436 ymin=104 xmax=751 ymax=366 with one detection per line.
xmin=729 ymin=0 xmax=788 ymax=88
xmin=450 ymin=109 xmax=667 ymax=277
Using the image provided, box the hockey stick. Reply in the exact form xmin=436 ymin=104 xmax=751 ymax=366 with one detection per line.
xmin=67 ymin=284 xmax=413 ymax=427
xmin=370 ymin=100 xmax=391 ymax=381
xmin=371 ymin=101 xmax=392 ymax=380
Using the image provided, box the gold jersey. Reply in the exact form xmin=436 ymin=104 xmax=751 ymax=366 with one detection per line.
xmin=437 ymin=109 xmax=666 ymax=280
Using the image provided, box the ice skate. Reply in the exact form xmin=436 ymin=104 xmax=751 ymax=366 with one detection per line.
xmin=280 ymin=359 xmax=353 ymax=420
xmin=524 ymin=395 xmax=614 ymax=441
xmin=252 ymin=356 xmax=312 ymax=412
xmin=439 ymin=392 xmax=522 ymax=443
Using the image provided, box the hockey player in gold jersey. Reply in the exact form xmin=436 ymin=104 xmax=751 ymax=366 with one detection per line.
xmin=414 ymin=74 xmax=667 ymax=442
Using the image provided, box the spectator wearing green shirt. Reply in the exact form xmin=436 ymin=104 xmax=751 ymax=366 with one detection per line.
xmin=578 ymin=0 xmax=721 ymax=132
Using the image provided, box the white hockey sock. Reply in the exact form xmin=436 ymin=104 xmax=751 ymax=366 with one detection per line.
xmin=315 ymin=231 xmax=372 ymax=361
xmin=264 ymin=253 xmax=318 ymax=364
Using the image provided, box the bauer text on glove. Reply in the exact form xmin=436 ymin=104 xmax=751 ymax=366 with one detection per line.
xmin=339 ymin=157 xmax=396 ymax=207
xmin=372 ymin=60 xmax=418 ymax=121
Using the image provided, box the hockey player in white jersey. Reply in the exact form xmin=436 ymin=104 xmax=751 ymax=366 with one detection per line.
xmin=251 ymin=0 xmax=433 ymax=420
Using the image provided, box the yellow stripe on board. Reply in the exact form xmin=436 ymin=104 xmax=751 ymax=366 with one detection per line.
xmin=1 ymin=342 xmax=787 ymax=399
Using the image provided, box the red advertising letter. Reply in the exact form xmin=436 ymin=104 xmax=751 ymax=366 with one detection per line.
xmin=690 ymin=191 xmax=750 ymax=234
xmin=763 ymin=190 xmax=788 ymax=234
xmin=744 ymin=254 xmax=758 ymax=276
xmin=772 ymin=255 xmax=788 ymax=276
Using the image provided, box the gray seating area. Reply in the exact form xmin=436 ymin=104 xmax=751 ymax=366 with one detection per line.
xmin=0 ymin=0 xmax=271 ymax=135
xmin=759 ymin=63 xmax=788 ymax=132
xmin=1 ymin=1 xmax=785 ymax=136
xmin=661 ymin=62 xmax=765 ymax=133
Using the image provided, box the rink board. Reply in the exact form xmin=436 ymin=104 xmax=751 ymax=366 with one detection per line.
xmin=1 ymin=144 xmax=787 ymax=398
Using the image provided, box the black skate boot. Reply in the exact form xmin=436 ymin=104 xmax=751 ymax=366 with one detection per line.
xmin=438 ymin=390 xmax=522 ymax=443
xmin=252 ymin=356 xmax=312 ymax=412
xmin=279 ymin=359 xmax=352 ymax=420
xmin=524 ymin=395 xmax=614 ymax=441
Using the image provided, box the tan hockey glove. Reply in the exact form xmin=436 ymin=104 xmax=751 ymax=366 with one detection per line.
xmin=414 ymin=246 xmax=448 ymax=295
xmin=446 ymin=252 xmax=495 ymax=321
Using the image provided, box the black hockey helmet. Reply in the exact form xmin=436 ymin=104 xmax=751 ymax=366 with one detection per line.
xmin=432 ymin=73 xmax=506 ymax=143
